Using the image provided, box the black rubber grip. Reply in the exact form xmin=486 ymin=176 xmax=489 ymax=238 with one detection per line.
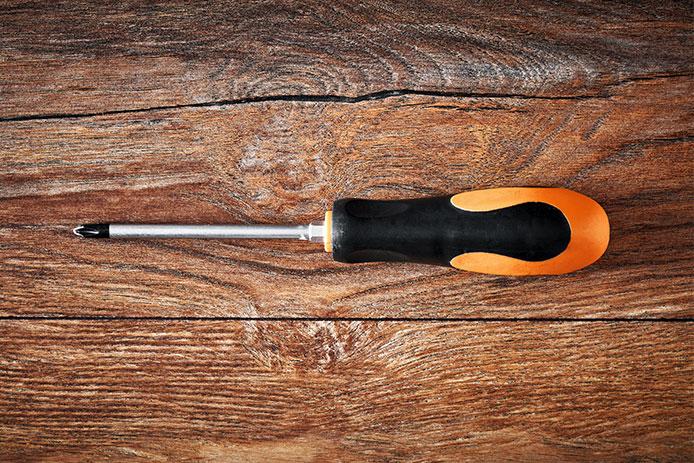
xmin=331 ymin=196 xmax=571 ymax=266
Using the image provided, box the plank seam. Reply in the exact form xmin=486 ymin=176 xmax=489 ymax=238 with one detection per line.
xmin=0 ymin=316 xmax=692 ymax=323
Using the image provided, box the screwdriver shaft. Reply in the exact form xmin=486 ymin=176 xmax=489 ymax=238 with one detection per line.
xmin=74 ymin=222 xmax=326 ymax=242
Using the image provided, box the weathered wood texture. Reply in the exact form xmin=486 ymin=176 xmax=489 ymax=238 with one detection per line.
xmin=1 ymin=0 xmax=692 ymax=118
xmin=1 ymin=2 xmax=692 ymax=462
xmin=1 ymin=321 xmax=692 ymax=462
xmin=2 ymin=77 xmax=692 ymax=318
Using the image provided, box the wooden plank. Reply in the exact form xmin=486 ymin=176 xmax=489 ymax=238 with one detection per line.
xmin=2 ymin=76 xmax=692 ymax=318
xmin=0 ymin=320 xmax=691 ymax=462
xmin=1 ymin=0 xmax=692 ymax=118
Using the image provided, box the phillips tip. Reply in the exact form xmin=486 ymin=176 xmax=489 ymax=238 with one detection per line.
xmin=73 ymin=224 xmax=109 ymax=238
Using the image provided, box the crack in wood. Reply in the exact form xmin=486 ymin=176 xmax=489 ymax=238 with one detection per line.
xmin=0 ymin=88 xmax=611 ymax=123
xmin=3 ymin=72 xmax=690 ymax=123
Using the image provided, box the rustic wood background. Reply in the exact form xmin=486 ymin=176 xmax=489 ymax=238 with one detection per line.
xmin=1 ymin=1 xmax=692 ymax=461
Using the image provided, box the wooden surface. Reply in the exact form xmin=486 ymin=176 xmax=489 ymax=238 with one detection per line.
xmin=2 ymin=76 xmax=693 ymax=319
xmin=1 ymin=1 xmax=692 ymax=461
xmin=1 ymin=321 xmax=692 ymax=462
xmin=1 ymin=0 xmax=692 ymax=117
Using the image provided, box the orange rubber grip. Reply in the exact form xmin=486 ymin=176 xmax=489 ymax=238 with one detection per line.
xmin=449 ymin=188 xmax=609 ymax=275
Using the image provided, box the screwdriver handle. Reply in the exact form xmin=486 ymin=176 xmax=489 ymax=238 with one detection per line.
xmin=326 ymin=188 xmax=609 ymax=276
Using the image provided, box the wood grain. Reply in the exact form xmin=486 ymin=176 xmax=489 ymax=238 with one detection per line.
xmin=1 ymin=0 xmax=692 ymax=118
xmin=1 ymin=2 xmax=692 ymax=461
xmin=2 ymin=76 xmax=692 ymax=318
xmin=0 ymin=320 xmax=691 ymax=462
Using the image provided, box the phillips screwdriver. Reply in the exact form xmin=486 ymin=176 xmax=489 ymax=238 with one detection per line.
xmin=73 ymin=187 xmax=609 ymax=275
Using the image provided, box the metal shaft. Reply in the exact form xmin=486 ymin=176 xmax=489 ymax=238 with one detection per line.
xmin=74 ymin=222 xmax=326 ymax=242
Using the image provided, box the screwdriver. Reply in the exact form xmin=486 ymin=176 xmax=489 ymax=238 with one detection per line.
xmin=73 ymin=187 xmax=609 ymax=276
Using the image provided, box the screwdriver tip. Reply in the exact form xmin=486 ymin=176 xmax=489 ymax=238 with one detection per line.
xmin=73 ymin=224 xmax=109 ymax=238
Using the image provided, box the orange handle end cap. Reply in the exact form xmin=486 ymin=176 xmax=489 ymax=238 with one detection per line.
xmin=450 ymin=188 xmax=610 ymax=276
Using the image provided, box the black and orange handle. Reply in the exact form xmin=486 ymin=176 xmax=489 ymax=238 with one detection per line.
xmin=325 ymin=188 xmax=609 ymax=276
